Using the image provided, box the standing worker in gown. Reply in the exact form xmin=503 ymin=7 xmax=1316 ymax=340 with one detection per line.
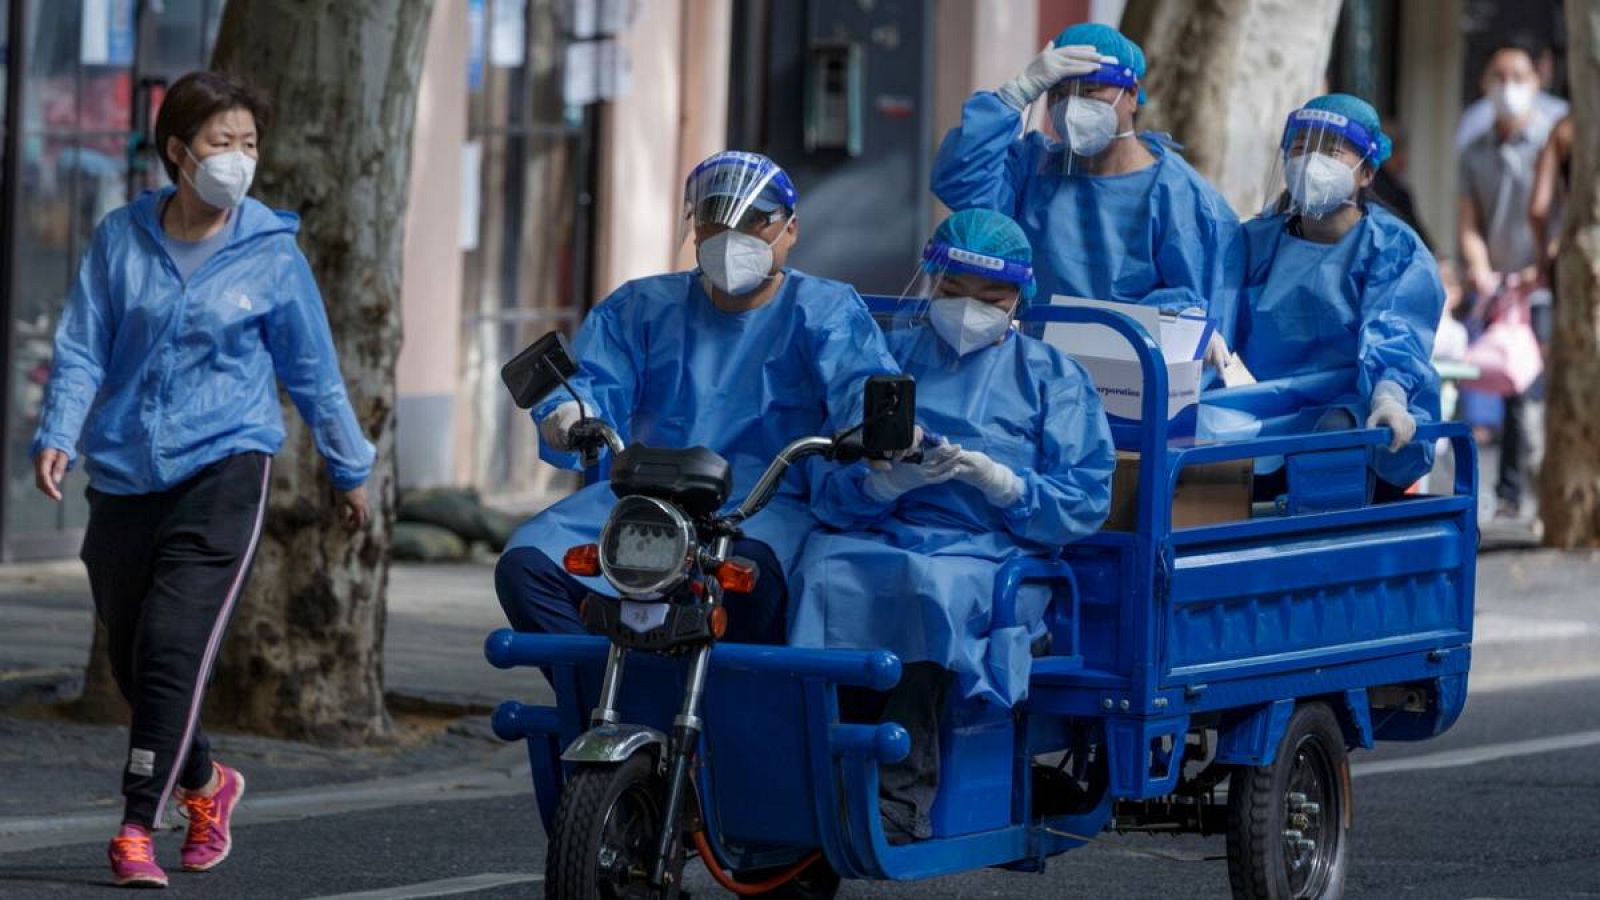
xmin=931 ymin=22 xmax=1240 ymax=320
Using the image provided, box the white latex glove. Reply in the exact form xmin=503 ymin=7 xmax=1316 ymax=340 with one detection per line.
xmin=1366 ymin=381 xmax=1416 ymax=451
xmin=951 ymin=449 xmax=1025 ymax=508
xmin=996 ymin=44 xmax=1102 ymax=111
xmin=539 ymin=401 xmax=583 ymax=452
xmin=864 ymin=442 xmax=962 ymax=503
xmin=1203 ymin=331 xmax=1230 ymax=369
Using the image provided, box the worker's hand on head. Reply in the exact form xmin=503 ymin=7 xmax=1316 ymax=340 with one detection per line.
xmin=951 ymin=449 xmax=1025 ymax=508
xmin=33 ymin=449 xmax=68 ymax=502
xmin=997 ymin=44 xmax=1102 ymax=111
xmin=1367 ymin=381 xmax=1416 ymax=451
xmin=539 ymin=401 xmax=583 ymax=452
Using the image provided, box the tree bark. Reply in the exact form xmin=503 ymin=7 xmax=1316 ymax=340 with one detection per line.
xmin=203 ymin=0 xmax=434 ymax=743
xmin=1121 ymin=0 xmax=1342 ymax=214
xmin=1542 ymin=0 xmax=1600 ymax=547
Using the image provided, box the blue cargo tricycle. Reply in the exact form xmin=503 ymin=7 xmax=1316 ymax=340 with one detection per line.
xmin=486 ymin=303 xmax=1476 ymax=899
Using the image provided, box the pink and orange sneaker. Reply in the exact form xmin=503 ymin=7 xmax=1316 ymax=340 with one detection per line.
xmin=108 ymin=823 xmax=167 ymax=888
xmin=177 ymin=762 xmax=245 ymax=872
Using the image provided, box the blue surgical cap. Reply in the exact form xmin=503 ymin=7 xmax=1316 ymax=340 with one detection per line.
xmin=929 ymin=208 xmax=1037 ymax=305
xmin=1292 ymin=94 xmax=1393 ymax=167
xmin=1054 ymin=23 xmax=1147 ymax=105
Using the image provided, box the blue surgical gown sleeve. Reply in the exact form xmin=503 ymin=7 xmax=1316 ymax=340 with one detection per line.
xmin=807 ymin=286 xmax=901 ymax=431
xmin=1149 ymin=164 xmax=1246 ymax=327
xmin=1354 ymin=228 xmax=1444 ymax=403
xmin=931 ymin=92 xmax=1045 ymax=218
xmin=265 ymin=242 xmax=377 ymax=491
xmin=530 ymin=283 xmax=643 ymax=471
xmin=808 ymin=462 xmax=898 ymax=531
xmin=994 ymin=359 xmax=1116 ymax=545
xmin=32 ymin=225 xmax=114 ymax=465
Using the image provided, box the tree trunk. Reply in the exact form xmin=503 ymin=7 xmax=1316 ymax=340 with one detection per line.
xmin=1121 ymin=0 xmax=1343 ymax=214
xmin=64 ymin=619 xmax=127 ymax=724
xmin=203 ymin=0 xmax=434 ymax=743
xmin=1542 ymin=0 xmax=1600 ymax=547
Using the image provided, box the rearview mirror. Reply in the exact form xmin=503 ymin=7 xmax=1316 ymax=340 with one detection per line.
xmin=861 ymin=374 xmax=916 ymax=454
xmin=501 ymin=331 xmax=579 ymax=410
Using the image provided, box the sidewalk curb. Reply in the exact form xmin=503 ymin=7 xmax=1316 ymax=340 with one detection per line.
xmin=0 ymin=668 xmax=82 ymax=709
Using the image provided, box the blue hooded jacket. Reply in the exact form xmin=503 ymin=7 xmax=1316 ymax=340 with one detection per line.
xmin=31 ymin=188 xmax=375 ymax=494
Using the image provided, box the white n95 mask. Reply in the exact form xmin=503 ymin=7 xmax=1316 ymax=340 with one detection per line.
xmin=185 ymin=147 xmax=256 ymax=209
xmin=1285 ymin=152 xmax=1356 ymax=218
xmin=929 ymin=297 xmax=1013 ymax=356
xmin=698 ymin=225 xmax=782 ymax=296
xmin=1052 ymin=93 xmax=1130 ymax=158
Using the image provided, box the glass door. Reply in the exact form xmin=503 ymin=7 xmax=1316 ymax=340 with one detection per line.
xmin=0 ymin=0 xmax=224 ymax=560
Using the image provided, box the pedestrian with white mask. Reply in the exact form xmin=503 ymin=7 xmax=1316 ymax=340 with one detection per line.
xmin=30 ymin=71 xmax=374 ymax=887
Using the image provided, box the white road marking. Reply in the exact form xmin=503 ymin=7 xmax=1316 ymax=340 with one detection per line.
xmin=307 ymin=872 xmax=544 ymax=899
xmin=0 ymin=746 xmax=531 ymax=855
xmin=1352 ymin=729 xmax=1600 ymax=778
xmin=1469 ymin=665 xmax=1600 ymax=694
xmin=1473 ymin=613 xmax=1594 ymax=645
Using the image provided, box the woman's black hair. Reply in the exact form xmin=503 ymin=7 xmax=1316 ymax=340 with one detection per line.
xmin=154 ymin=71 xmax=271 ymax=183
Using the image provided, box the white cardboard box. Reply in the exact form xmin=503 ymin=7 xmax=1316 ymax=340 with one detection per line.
xmin=1041 ymin=296 xmax=1212 ymax=439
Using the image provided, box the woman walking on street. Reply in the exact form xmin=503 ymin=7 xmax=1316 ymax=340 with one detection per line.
xmin=29 ymin=71 xmax=374 ymax=888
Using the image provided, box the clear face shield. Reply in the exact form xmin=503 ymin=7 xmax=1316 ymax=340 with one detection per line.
xmin=1038 ymin=61 xmax=1138 ymax=175
xmin=678 ymin=152 xmax=797 ymax=294
xmin=1264 ymin=109 xmax=1380 ymax=219
xmin=891 ymin=240 xmax=1032 ymax=371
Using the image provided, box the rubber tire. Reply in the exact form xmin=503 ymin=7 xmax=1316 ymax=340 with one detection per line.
xmin=1226 ymin=702 xmax=1351 ymax=900
xmin=740 ymin=856 xmax=842 ymax=899
xmin=545 ymin=755 xmax=680 ymax=899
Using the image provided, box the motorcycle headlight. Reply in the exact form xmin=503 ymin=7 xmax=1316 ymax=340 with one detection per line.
xmin=599 ymin=496 xmax=694 ymax=598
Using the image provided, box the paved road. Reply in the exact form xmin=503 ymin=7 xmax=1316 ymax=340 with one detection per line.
xmin=2 ymin=550 xmax=1595 ymax=898
xmin=1 ymin=673 xmax=1598 ymax=898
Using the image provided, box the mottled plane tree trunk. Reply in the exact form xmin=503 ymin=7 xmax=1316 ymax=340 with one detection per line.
xmin=196 ymin=0 xmax=436 ymax=742
xmin=1121 ymin=0 xmax=1342 ymax=214
xmin=1541 ymin=0 xmax=1600 ymax=547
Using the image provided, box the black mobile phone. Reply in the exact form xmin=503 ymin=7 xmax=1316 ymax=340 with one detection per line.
xmin=861 ymin=374 xmax=917 ymax=455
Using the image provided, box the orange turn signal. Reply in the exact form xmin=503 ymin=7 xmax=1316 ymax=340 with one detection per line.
xmin=715 ymin=558 xmax=758 ymax=594
xmin=564 ymin=543 xmax=600 ymax=577
xmin=709 ymin=605 xmax=728 ymax=639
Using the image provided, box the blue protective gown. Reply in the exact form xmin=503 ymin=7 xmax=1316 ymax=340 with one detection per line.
xmin=931 ymin=91 xmax=1241 ymax=320
xmin=1201 ymin=204 xmax=1444 ymax=487
xmin=32 ymin=188 xmax=374 ymax=494
xmin=789 ymin=327 xmax=1115 ymax=707
xmin=504 ymin=270 xmax=900 ymax=586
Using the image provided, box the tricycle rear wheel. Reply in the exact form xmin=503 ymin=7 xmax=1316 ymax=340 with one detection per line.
xmin=546 ymin=754 xmax=683 ymax=899
xmin=1225 ymin=702 xmax=1350 ymax=900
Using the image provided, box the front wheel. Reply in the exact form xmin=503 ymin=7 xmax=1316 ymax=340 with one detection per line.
xmin=1226 ymin=702 xmax=1351 ymax=900
xmin=546 ymin=754 xmax=682 ymax=899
